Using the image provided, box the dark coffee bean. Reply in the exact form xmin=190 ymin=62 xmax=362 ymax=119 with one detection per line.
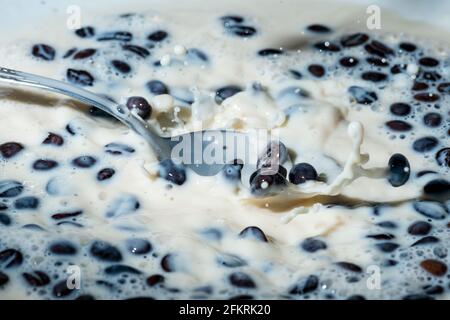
xmin=403 ymin=294 xmax=434 ymax=300
xmin=122 ymin=44 xmax=150 ymax=58
xmin=420 ymin=259 xmax=447 ymax=276
xmin=215 ymin=85 xmax=242 ymax=105
xmin=161 ymin=254 xmax=177 ymax=272
xmin=97 ymin=168 xmax=115 ymax=181
xmin=335 ymin=262 xmax=362 ymax=273
xmin=62 ymin=47 xmax=77 ymax=59
xmin=375 ymin=242 xmax=399 ymax=253
xmin=377 ymin=221 xmax=397 ymax=229
xmin=420 ymin=71 xmax=441 ymax=82
xmin=339 ymin=56 xmax=359 ymax=67
xmin=43 ymin=133 xmax=64 ymax=146
xmin=347 ymin=295 xmax=366 ymax=300
xmin=361 ymin=71 xmax=388 ymax=82
xmin=416 ymin=170 xmax=437 ymax=177
xmin=158 ymin=159 xmax=186 ymax=185
xmin=148 ymin=30 xmax=168 ymax=42
xmin=390 ymin=64 xmax=406 ymax=74
xmin=73 ymin=48 xmax=96 ymax=60
xmin=412 ymin=236 xmax=440 ymax=247
xmin=399 ymin=42 xmax=417 ymax=52
xmin=105 ymin=264 xmax=141 ymax=275
xmin=98 ymin=31 xmax=132 ymax=42
xmin=306 ymin=24 xmax=331 ymax=33
xmin=412 ymin=82 xmax=429 ymax=91
xmin=126 ymin=96 xmax=152 ymax=119
xmin=289 ymin=275 xmax=319 ymax=295
xmin=0 ymin=272 xmax=9 ymax=287
xmin=385 ymin=120 xmax=412 ymax=132
xmin=408 ymin=221 xmax=432 ymax=235
xmin=66 ymin=69 xmax=94 ymax=86
xmin=49 ymin=241 xmax=78 ymax=255
xmin=31 ymin=44 xmax=55 ymax=61
xmin=257 ymin=141 xmax=288 ymax=169
xmin=340 ymin=33 xmax=369 ymax=47
xmin=419 ymin=57 xmax=439 ymax=67
xmin=239 ymin=226 xmax=268 ymax=242
xmin=364 ymin=40 xmax=394 ymax=57
xmin=0 ymin=142 xmax=24 ymax=158
xmin=72 ymin=156 xmax=97 ymax=168
xmin=217 ymin=254 xmax=247 ymax=268
xmin=413 ymin=92 xmax=440 ymax=102
xmin=90 ymin=241 xmax=122 ymax=262
xmin=0 ymin=213 xmax=11 ymax=226
xmin=22 ymin=271 xmax=50 ymax=287
xmin=423 ymin=179 xmax=450 ymax=197
xmin=125 ymin=238 xmax=152 ymax=255
xmin=0 ymin=180 xmax=23 ymax=198
xmin=366 ymin=233 xmax=395 ymax=240
xmin=387 ymin=153 xmax=410 ymax=187
xmin=308 ymin=64 xmax=325 ymax=77
xmin=75 ymin=26 xmax=95 ymax=38
xmin=111 ymin=60 xmax=131 ymax=74
xmin=413 ymin=137 xmax=438 ymax=152
xmin=250 ymin=172 xmax=286 ymax=196
xmin=301 ymin=237 xmax=327 ymax=253
xmin=14 ymin=196 xmax=39 ymax=210
xmin=314 ymin=41 xmax=340 ymax=52
xmin=0 ymin=249 xmax=23 ymax=268
xmin=223 ymin=160 xmax=243 ymax=181
xmin=347 ymin=86 xmax=378 ymax=105
xmin=413 ymin=201 xmax=448 ymax=220
xmin=32 ymin=159 xmax=59 ymax=171
xmin=366 ymin=57 xmax=389 ymax=67
xmin=258 ymin=48 xmax=284 ymax=57
xmin=51 ymin=210 xmax=82 ymax=220
xmin=146 ymin=80 xmax=169 ymax=95
xmin=436 ymin=148 xmax=450 ymax=167
xmin=220 ymin=15 xmax=244 ymax=26
xmin=52 ymin=280 xmax=75 ymax=298
xmin=146 ymin=274 xmax=165 ymax=287
xmin=423 ymin=113 xmax=442 ymax=127
xmin=229 ymin=272 xmax=256 ymax=288
xmin=104 ymin=143 xmax=135 ymax=155
xmin=423 ymin=285 xmax=444 ymax=295
xmin=66 ymin=123 xmax=76 ymax=135
xmin=437 ymin=82 xmax=450 ymax=94
xmin=289 ymin=70 xmax=303 ymax=79
xmin=228 ymin=25 xmax=257 ymax=37
xmin=289 ymin=163 xmax=318 ymax=184
xmin=389 ymin=102 xmax=411 ymax=116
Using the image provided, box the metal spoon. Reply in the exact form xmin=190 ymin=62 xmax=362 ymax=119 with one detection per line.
xmin=0 ymin=66 xmax=248 ymax=176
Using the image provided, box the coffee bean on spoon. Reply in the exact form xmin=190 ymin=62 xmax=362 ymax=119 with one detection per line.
xmin=126 ymin=96 xmax=152 ymax=119
xmin=0 ymin=142 xmax=24 ymax=158
xmin=289 ymin=163 xmax=318 ymax=184
xmin=42 ymin=133 xmax=64 ymax=146
xmin=75 ymin=26 xmax=95 ymax=38
xmin=31 ymin=44 xmax=55 ymax=61
xmin=73 ymin=48 xmax=97 ymax=60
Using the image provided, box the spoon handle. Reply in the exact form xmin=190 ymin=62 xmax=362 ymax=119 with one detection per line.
xmin=0 ymin=66 xmax=171 ymax=159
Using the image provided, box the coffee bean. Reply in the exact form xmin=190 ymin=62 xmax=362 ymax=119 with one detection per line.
xmin=146 ymin=274 xmax=165 ymax=287
xmin=366 ymin=57 xmax=389 ymax=67
xmin=229 ymin=272 xmax=256 ymax=288
xmin=22 ymin=271 xmax=51 ymax=287
xmin=123 ymin=44 xmax=150 ymax=58
xmin=335 ymin=262 xmax=362 ymax=273
xmin=408 ymin=221 xmax=432 ymax=235
xmin=0 ymin=142 xmax=24 ymax=158
xmin=0 ymin=180 xmax=23 ymax=198
xmin=98 ymin=31 xmax=132 ymax=42
xmin=104 ymin=264 xmax=141 ymax=275
xmin=423 ymin=179 xmax=450 ymax=198
xmin=348 ymin=86 xmax=378 ymax=105
xmin=0 ymin=249 xmax=23 ymax=268
xmin=52 ymin=280 xmax=75 ymax=298
xmin=73 ymin=48 xmax=96 ymax=60
xmin=158 ymin=159 xmax=186 ymax=185
xmin=217 ymin=253 xmax=247 ymax=268
xmin=43 ymin=133 xmax=64 ymax=146
xmin=423 ymin=113 xmax=442 ymax=127
xmin=364 ymin=40 xmax=394 ymax=57
xmin=289 ymin=275 xmax=319 ymax=295
xmin=366 ymin=233 xmax=395 ymax=240
xmin=361 ymin=71 xmax=388 ymax=82
xmin=412 ymin=236 xmax=439 ymax=247
xmin=51 ymin=210 xmax=82 ymax=220
xmin=31 ymin=44 xmax=56 ymax=61
xmin=63 ymin=47 xmax=77 ymax=58
xmin=97 ymin=168 xmax=115 ymax=181
xmin=390 ymin=102 xmax=411 ymax=116
xmin=148 ymin=30 xmax=168 ymax=42
xmin=413 ymin=92 xmax=440 ymax=102
xmin=90 ymin=241 xmax=122 ymax=262
xmin=125 ymin=238 xmax=152 ymax=255
xmin=258 ymin=48 xmax=283 ymax=57
xmin=340 ymin=33 xmax=369 ymax=47
xmin=111 ymin=60 xmax=131 ymax=74
xmin=215 ymin=85 xmax=242 ymax=104
xmin=161 ymin=254 xmax=177 ymax=272
xmin=413 ymin=201 xmax=447 ymax=220
xmin=72 ymin=156 xmax=97 ymax=168
xmin=387 ymin=153 xmax=410 ymax=187
xmin=289 ymin=163 xmax=318 ymax=184
xmin=419 ymin=57 xmax=439 ymax=67
xmin=0 ymin=272 xmax=9 ymax=287
xmin=14 ymin=196 xmax=39 ymax=210
xmin=437 ymin=82 xmax=450 ymax=94
xmin=386 ymin=120 xmax=412 ymax=132
xmin=314 ymin=41 xmax=340 ymax=52
xmin=301 ymin=237 xmax=327 ymax=253
xmin=423 ymin=285 xmax=444 ymax=295
xmin=419 ymin=71 xmax=441 ymax=82
xmin=420 ymin=259 xmax=447 ymax=276
xmin=227 ymin=25 xmax=257 ymax=37
xmin=412 ymin=82 xmax=429 ymax=91
xmin=32 ymin=159 xmax=59 ymax=171
xmin=436 ymin=148 xmax=450 ymax=167
xmin=402 ymin=294 xmax=434 ymax=300
xmin=339 ymin=56 xmax=359 ymax=67
xmin=146 ymin=80 xmax=169 ymax=95
xmin=391 ymin=64 xmax=406 ymax=74
xmin=0 ymin=213 xmax=11 ymax=226
xmin=66 ymin=69 xmax=94 ymax=86
xmin=104 ymin=143 xmax=135 ymax=155
xmin=413 ymin=137 xmax=438 ymax=152
xmin=308 ymin=64 xmax=325 ymax=77
xmin=399 ymin=42 xmax=417 ymax=52
xmin=377 ymin=221 xmax=397 ymax=229
xmin=375 ymin=242 xmax=399 ymax=253
xmin=306 ymin=24 xmax=331 ymax=33
xmin=239 ymin=226 xmax=268 ymax=242
xmin=75 ymin=26 xmax=95 ymax=38
xmin=49 ymin=241 xmax=78 ymax=255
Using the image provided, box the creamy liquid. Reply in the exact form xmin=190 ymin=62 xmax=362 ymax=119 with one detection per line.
xmin=0 ymin=0 xmax=449 ymax=299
